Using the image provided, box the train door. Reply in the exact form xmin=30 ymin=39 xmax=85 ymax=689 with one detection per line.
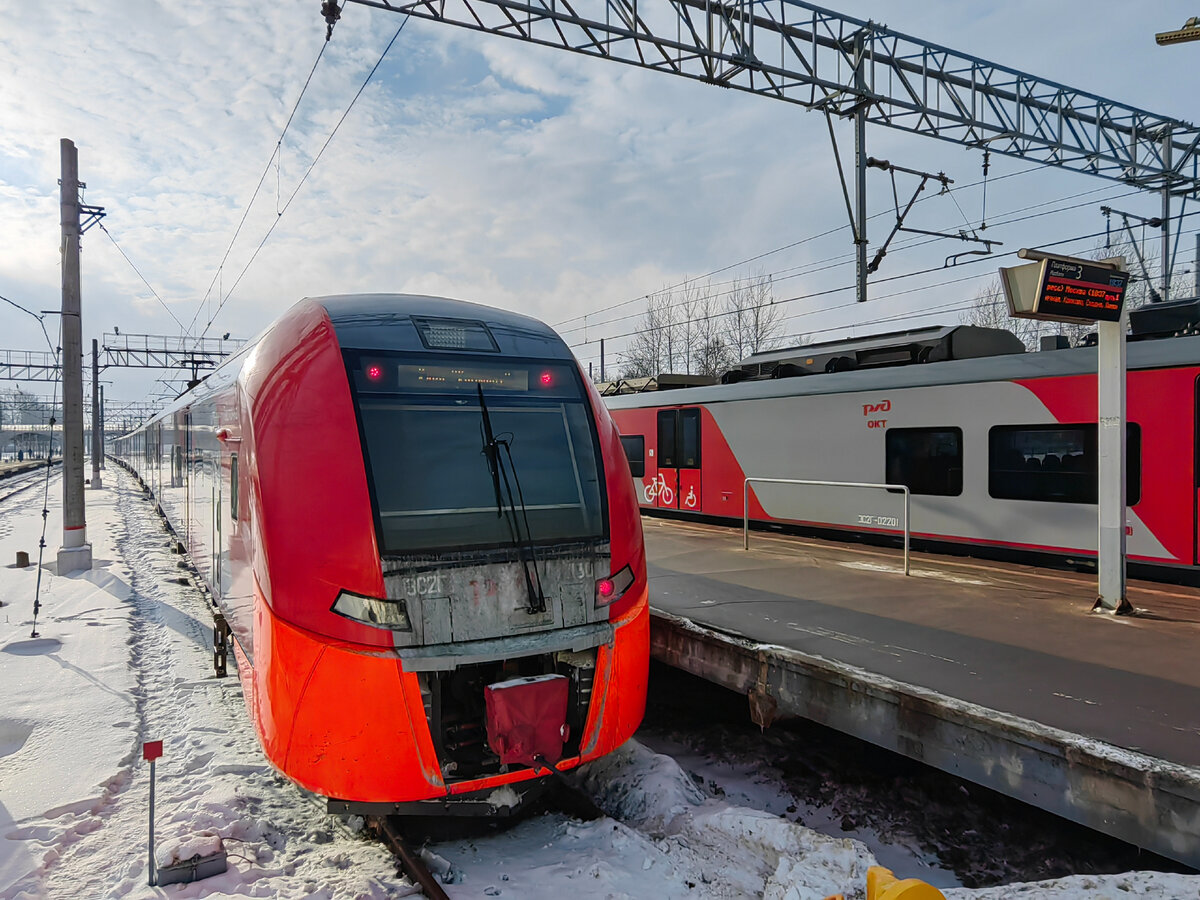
xmin=213 ymin=477 xmax=222 ymax=598
xmin=1195 ymin=374 xmax=1200 ymax=565
xmin=184 ymin=409 xmax=193 ymax=550
xmin=655 ymin=411 xmax=677 ymax=508
xmin=654 ymin=408 xmax=702 ymax=511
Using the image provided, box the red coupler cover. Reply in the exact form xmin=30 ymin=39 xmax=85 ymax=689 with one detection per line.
xmin=484 ymin=673 xmax=570 ymax=768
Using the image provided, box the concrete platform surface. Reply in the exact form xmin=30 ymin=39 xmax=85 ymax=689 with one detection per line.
xmin=644 ymin=517 xmax=1200 ymax=767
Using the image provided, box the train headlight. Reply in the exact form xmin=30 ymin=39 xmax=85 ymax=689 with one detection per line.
xmin=332 ymin=590 xmax=412 ymax=631
xmin=595 ymin=565 xmax=635 ymax=608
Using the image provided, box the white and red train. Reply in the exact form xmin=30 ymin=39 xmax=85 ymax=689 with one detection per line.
xmin=113 ymin=294 xmax=648 ymax=812
xmin=606 ymin=306 xmax=1200 ymax=585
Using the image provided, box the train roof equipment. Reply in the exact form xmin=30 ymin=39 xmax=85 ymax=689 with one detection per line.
xmin=1129 ymin=296 xmax=1200 ymax=339
xmin=726 ymin=324 xmax=1026 ymax=383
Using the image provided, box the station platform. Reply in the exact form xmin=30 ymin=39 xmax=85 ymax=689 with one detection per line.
xmin=0 ymin=460 xmax=51 ymax=478
xmin=642 ymin=516 xmax=1200 ymax=869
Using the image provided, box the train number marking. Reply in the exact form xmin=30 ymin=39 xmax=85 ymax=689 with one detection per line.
xmin=858 ymin=514 xmax=899 ymax=528
xmin=400 ymin=573 xmax=445 ymax=596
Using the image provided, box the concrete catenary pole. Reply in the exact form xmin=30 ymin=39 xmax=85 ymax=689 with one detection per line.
xmin=91 ymin=338 xmax=102 ymax=489
xmin=58 ymin=138 xmax=92 ymax=573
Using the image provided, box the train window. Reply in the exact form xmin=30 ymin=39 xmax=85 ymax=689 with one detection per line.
xmin=353 ymin=355 xmax=607 ymax=554
xmin=885 ymin=428 xmax=963 ymax=496
xmin=657 ymin=411 xmax=677 ymax=469
xmin=680 ymin=409 xmax=701 ymax=469
xmin=230 ymin=453 xmax=239 ymax=521
xmin=620 ymin=435 xmax=645 ymax=478
xmin=988 ymin=424 xmax=1141 ymax=505
xmin=411 ymin=317 xmax=499 ymax=353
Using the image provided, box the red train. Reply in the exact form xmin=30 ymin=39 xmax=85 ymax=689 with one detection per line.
xmin=605 ymin=303 xmax=1200 ymax=585
xmin=113 ymin=294 xmax=648 ymax=812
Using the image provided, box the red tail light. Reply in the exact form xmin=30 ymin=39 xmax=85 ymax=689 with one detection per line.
xmin=595 ymin=565 xmax=634 ymax=608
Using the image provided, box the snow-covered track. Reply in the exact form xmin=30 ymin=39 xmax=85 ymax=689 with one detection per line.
xmin=369 ymin=817 xmax=452 ymax=900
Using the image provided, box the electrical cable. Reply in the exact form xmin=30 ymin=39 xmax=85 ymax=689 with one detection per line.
xmin=185 ymin=38 xmax=334 ymax=339
xmin=0 ymin=295 xmax=63 ymax=637
xmin=97 ymin=223 xmax=186 ymax=332
xmin=557 ymin=183 xmax=1144 ymax=340
xmin=568 ymin=213 xmax=1200 ymax=360
xmin=198 ymin=18 xmax=409 ymax=340
xmin=30 ymin=325 xmax=61 ymax=638
xmin=551 ymin=163 xmax=1047 ymax=330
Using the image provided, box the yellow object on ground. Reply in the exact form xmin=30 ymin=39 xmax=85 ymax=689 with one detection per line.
xmin=866 ymin=865 xmax=946 ymax=900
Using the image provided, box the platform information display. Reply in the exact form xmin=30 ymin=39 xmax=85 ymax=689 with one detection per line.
xmin=1035 ymin=259 xmax=1127 ymax=322
xmin=1001 ymin=254 xmax=1128 ymax=325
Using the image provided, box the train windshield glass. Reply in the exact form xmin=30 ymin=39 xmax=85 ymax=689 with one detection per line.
xmin=350 ymin=354 xmax=606 ymax=554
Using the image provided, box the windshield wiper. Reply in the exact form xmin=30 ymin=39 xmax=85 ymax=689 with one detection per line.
xmin=477 ymin=383 xmax=504 ymax=517
xmin=477 ymin=384 xmax=547 ymax=614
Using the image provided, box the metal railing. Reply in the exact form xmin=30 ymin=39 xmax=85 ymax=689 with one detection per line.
xmin=742 ymin=477 xmax=911 ymax=575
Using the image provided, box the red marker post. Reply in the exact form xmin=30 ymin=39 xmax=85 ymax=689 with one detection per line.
xmin=144 ymin=740 xmax=163 ymax=886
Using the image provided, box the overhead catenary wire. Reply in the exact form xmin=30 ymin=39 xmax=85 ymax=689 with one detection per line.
xmin=550 ymin=163 xmax=1047 ymax=330
xmin=559 ymin=185 xmax=1149 ymax=343
xmin=198 ymin=18 xmax=410 ymax=340
xmin=185 ymin=37 xmax=335 ymax=340
xmin=566 ymin=212 xmax=1200 ymax=361
xmin=30 ymin=323 xmax=62 ymax=638
xmin=1 ymin=294 xmax=58 ymax=354
xmin=97 ymin=223 xmax=186 ymax=333
xmin=0 ymin=293 xmax=63 ymax=637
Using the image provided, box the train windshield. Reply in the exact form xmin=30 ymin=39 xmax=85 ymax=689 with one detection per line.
xmin=349 ymin=353 xmax=606 ymax=554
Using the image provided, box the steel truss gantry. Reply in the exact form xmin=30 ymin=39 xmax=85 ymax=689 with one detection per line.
xmin=0 ymin=350 xmax=62 ymax=382
xmin=99 ymin=332 xmax=244 ymax=372
xmin=344 ymin=0 xmax=1200 ymax=192
xmin=0 ymin=334 xmax=245 ymax=383
xmin=340 ymin=0 xmax=1200 ymax=297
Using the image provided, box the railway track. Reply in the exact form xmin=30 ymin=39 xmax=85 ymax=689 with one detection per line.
xmin=366 ymin=776 xmax=607 ymax=898
xmin=368 ymin=817 xmax=452 ymax=900
xmin=0 ymin=466 xmax=57 ymax=507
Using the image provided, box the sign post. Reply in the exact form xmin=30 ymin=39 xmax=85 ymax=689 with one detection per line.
xmin=1001 ymin=250 xmax=1133 ymax=614
xmin=143 ymin=740 xmax=163 ymax=887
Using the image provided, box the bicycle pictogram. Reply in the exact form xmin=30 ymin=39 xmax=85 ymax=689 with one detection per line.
xmin=643 ymin=473 xmax=675 ymax=505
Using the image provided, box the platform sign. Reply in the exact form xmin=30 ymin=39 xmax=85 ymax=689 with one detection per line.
xmin=1001 ymin=254 xmax=1128 ymax=324
xmin=1036 ymin=259 xmax=1127 ymax=322
xmin=1000 ymin=249 xmax=1132 ymax=613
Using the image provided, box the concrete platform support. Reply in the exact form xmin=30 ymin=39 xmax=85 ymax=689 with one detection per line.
xmin=651 ymin=611 xmax=1200 ymax=869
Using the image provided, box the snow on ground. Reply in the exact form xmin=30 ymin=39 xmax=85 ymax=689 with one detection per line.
xmin=1 ymin=467 xmax=1197 ymax=899
xmin=0 ymin=470 xmax=400 ymax=899
xmin=637 ymin=726 xmax=950 ymax=888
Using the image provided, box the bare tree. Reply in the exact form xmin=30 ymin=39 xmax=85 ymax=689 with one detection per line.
xmin=619 ymin=271 xmax=786 ymax=378
xmin=965 ymin=277 xmax=1044 ymax=349
xmin=726 ymin=274 xmax=784 ymax=360
xmin=691 ymin=290 xmax=734 ymax=377
xmin=619 ymin=289 xmax=675 ymax=378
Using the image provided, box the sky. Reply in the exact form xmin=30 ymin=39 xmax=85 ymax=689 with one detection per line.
xmin=2 ymin=1 xmax=1199 ymax=417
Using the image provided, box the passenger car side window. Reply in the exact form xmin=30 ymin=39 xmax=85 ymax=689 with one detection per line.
xmin=620 ymin=435 xmax=646 ymax=478
xmin=885 ymin=428 xmax=963 ymax=496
